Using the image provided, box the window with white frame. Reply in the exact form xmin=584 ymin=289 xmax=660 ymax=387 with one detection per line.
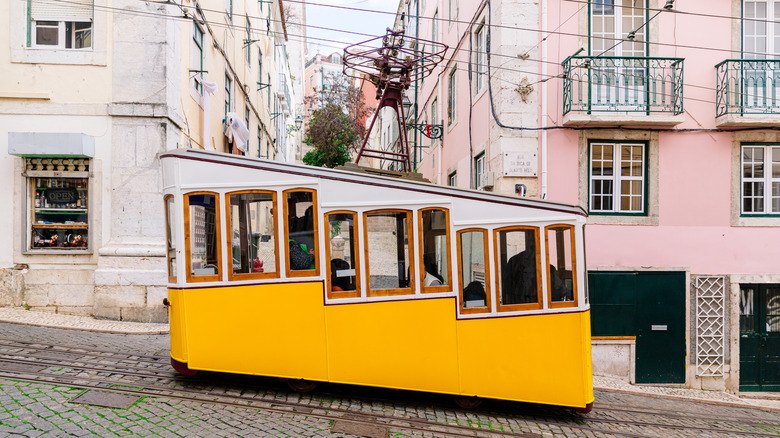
xmin=246 ymin=19 xmax=252 ymax=63
xmin=447 ymin=67 xmax=456 ymax=125
xmin=225 ymin=0 xmax=233 ymax=22
xmin=589 ymin=141 xmax=646 ymax=214
xmin=742 ymin=144 xmax=780 ymax=215
xmin=474 ymin=153 xmax=485 ymax=189
xmin=448 ymin=172 xmax=457 ymax=187
xmin=448 ymin=0 xmax=458 ymax=27
xmin=432 ymin=10 xmax=438 ymax=43
xmin=192 ymin=22 xmax=204 ymax=95
xmin=225 ymin=73 xmax=232 ymax=117
xmin=744 ymin=1 xmax=780 ymax=58
xmin=473 ymin=21 xmax=486 ymax=93
xmin=30 ymin=0 xmax=93 ymax=49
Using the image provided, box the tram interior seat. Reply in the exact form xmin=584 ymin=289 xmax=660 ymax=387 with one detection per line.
xmin=463 ymin=281 xmax=486 ymax=308
xmin=330 ymin=258 xmax=354 ymax=291
xmin=502 ymin=249 xmax=538 ymax=304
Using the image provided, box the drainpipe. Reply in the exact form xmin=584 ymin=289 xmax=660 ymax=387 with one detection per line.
xmin=541 ymin=0 xmax=548 ymax=200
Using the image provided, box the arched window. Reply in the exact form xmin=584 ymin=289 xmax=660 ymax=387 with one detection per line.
xmin=325 ymin=211 xmax=360 ymax=299
xmin=494 ymin=226 xmax=542 ymax=312
xmin=546 ymin=224 xmax=578 ymax=308
xmin=225 ymin=190 xmax=279 ymax=280
xmin=364 ymin=209 xmax=414 ymax=297
xmin=457 ymin=228 xmax=491 ymax=314
xmin=418 ymin=208 xmax=452 ymax=293
xmin=184 ymin=192 xmax=221 ymax=283
xmin=283 ymin=189 xmax=319 ymax=277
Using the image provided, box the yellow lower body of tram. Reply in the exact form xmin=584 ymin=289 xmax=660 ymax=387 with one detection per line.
xmin=169 ymin=281 xmax=593 ymax=409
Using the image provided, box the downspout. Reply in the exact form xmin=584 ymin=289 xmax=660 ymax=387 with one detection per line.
xmin=541 ymin=0 xmax=548 ymax=200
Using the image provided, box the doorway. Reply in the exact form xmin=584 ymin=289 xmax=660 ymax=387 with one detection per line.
xmin=739 ymin=284 xmax=780 ymax=391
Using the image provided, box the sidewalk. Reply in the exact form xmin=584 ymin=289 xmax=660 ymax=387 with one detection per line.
xmin=0 ymin=307 xmax=778 ymax=412
xmin=0 ymin=307 xmax=168 ymax=335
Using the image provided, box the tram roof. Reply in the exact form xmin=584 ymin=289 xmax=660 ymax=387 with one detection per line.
xmin=160 ymin=149 xmax=586 ymax=217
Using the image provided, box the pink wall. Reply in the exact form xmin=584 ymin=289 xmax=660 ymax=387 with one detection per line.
xmin=544 ymin=1 xmax=780 ymax=274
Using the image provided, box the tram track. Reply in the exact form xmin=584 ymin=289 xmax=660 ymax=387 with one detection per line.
xmin=1 ymin=340 xmax=779 ymax=437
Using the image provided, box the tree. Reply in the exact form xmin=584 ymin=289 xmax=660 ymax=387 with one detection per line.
xmin=302 ymin=104 xmax=355 ymax=168
xmin=303 ymin=72 xmax=373 ymax=168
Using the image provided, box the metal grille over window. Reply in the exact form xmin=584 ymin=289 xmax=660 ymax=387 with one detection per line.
xmin=695 ymin=276 xmax=726 ymax=377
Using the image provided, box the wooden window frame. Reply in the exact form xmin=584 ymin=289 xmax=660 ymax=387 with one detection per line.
xmin=363 ymin=209 xmax=415 ymax=297
xmin=324 ymin=210 xmax=361 ymax=299
xmin=456 ymin=228 xmax=492 ymax=315
xmin=545 ymin=224 xmax=579 ymax=309
xmin=283 ymin=188 xmax=320 ymax=278
xmin=184 ymin=191 xmax=222 ymax=283
xmin=224 ymin=190 xmax=280 ymax=281
xmin=164 ymin=195 xmax=177 ymax=283
xmin=417 ymin=207 xmax=453 ymax=294
xmin=493 ymin=226 xmax=543 ymax=312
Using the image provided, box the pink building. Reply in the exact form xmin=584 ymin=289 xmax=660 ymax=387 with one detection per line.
xmin=399 ymin=0 xmax=780 ymax=393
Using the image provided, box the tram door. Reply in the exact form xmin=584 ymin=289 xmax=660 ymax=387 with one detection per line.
xmin=589 ymin=271 xmax=685 ymax=384
xmin=740 ymin=284 xmax=780 ymax=392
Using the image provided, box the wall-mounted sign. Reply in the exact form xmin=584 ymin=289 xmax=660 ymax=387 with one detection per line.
xmin=45 ymin=188 xmax=78 ymax=205
xmin=503 ymin=152 xmax=538 ymax=177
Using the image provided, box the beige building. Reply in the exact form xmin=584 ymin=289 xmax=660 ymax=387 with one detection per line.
xmin=0 ymin=0 xmax=304 ymax=321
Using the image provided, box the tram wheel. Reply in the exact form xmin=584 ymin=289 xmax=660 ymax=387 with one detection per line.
xmin=574 ymin=402 xmax=593 ymax=414
xmin=285 ymin=378 xmax=318 ymax=393
xmin=453 ymin=395 xmax=482 ymax=409
xmin=170 ymin=358 xmax=198 ymax=376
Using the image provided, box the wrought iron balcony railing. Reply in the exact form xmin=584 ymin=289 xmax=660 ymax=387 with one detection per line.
xmin=716 ymin=59 xmax=780 ymax=117
xmin=562 ymin=56 xmax=684 ymax=116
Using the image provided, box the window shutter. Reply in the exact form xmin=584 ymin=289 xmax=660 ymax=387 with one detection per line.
xmin=31 ymin=0 xmax=93 ymax=22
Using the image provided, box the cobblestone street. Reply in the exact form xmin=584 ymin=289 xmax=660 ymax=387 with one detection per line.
xmin=0 ymin=322 xmax=778 ymax=437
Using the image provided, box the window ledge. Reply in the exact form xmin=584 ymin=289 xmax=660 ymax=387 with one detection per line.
xmin=587 ymin=214 xmax=659 ymax=226
xmin=563 ymin=112 xmax=685 ymax=128
xmin=716 ymin=113 xmax=780 ymax=128
xmin=12 ymin=47 xmax=107 ymax=66
xmin=731 ymin=215 xmax=780 ymax=227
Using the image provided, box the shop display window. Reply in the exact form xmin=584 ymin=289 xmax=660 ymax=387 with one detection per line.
xmin=30 ymin=176 xmax=89 ymax=250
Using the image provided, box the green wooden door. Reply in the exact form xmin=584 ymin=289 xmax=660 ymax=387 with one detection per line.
xmin=589 ymin=271 xmax=686 ymax=384
xmin=740 ymin=284 xmax=780 ymax=392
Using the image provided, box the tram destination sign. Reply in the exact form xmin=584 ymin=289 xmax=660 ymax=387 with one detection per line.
xmin=45 ymin=188 xmax=78 ymax=205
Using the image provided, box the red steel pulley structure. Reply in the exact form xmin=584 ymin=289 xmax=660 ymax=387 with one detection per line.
xmin=343 ymin=27 xmax=447 ymax=173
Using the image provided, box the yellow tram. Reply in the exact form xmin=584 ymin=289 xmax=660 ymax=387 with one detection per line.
xmin=160 ymin=149 xmax=594 ymax=412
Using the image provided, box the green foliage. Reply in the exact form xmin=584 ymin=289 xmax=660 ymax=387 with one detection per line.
xmin=303 ymin=104 xmax=357 ymax=168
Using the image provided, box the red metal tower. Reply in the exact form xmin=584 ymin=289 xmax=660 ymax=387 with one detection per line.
xmin=343 ymin=27 xmax=447 ymax=173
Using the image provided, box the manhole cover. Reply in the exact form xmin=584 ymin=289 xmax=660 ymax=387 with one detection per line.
xmin=0 ymin=360 xmax=45 ymax=373
xmin=70 ymin=390 xmax=141 ymax=409
xmin=330 ymin=420 xmax=387 ymax=438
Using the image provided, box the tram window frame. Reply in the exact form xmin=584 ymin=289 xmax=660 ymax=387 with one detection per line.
xmin=545 ymin=224 xmax=579 ymax=309
xmin=164 ymin=195 xmax=177 ymax=283
xmin=417 ymin=208 xmax=452 ymax=293
xmin=494 ymin=226 xmax=543 ymax=312
xmin=363 ymin=209 xmax=415 ymax=297
xmin=283 ymin=188 xmax=320 ymax=278
xmin=324 ymin=210 xmax=361 ymax=299
xmin=457 ymin=228 xmax=492 ymax=314
xmin=224 ymin=190 xmax=280 ymax=281
xmin=184 ymin=192 xmax=222 ymax=283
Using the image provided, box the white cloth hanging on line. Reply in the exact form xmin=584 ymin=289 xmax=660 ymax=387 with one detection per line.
xmin=225 ymin=112 xmax=250 ymax=153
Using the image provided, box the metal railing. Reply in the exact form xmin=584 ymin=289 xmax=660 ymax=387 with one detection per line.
xmin=715 ymin=59 xmax=780 ymax=117
xmin=277 ymin=73 xmax=291 ymax=113
xmin=562 ymin=56 xmax=684 ymax=116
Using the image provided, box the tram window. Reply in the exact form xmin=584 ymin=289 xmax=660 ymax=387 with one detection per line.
xmin=226 ymin=191 xmax=278 ymax=280
xmin=457 ymin=229 xmax=491 ymax=313
xmin=184 ymin=192 xmax=221 ymax=282
xmin=495 ymin=227 xmax=542 ymax=311
xmin=546 ymin=225 xmax=578 ymax=307
xmin=419 ymin=208 xmax=451 ymax=292
xmin=164 ymin=195 xmax=177 ymax=283
xmin=364 ymin=210 xmax=413 ymax=296
xmin=284 ymin=189 xmax=319 ymax=277
xmin=325 ymin=211 xmax=360 ymax=298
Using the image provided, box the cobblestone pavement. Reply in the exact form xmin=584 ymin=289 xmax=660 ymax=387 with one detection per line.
xmin=1 ymin=322 xmax=779 ymax=437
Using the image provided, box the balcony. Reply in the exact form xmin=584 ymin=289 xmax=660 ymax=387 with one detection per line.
xmin=715 ymin=59 xmax=780 ymax=127
xmin=562 ymin=56 xmax=685 ymax=127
